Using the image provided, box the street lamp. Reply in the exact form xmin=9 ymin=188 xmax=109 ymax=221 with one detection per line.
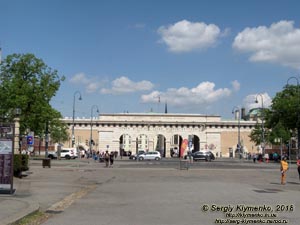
xmin=274 ymin=137 xmax=283 ymax=161
xmin=72 ymin=91 xmax=82 ymax=147
xmin=90 ymin=105 xmax=99 ymax=156
xmin=232 ymin=106 xmax=241 ymax=159
xmin=286 ymin=76 xmax=300 ymax=157
xmin=255 ymin=94 xmax=265 ymax=158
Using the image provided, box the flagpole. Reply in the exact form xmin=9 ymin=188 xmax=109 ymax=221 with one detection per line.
xmin=157 ymin=96 xmax=160 ymax=113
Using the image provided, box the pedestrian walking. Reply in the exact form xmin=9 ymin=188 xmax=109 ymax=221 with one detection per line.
xmin=109 ymin=151 xmax=114 ymax=167
xmin=104 ymin=150 xmax=110 ymax=167
xmin=253 ymin=153 xmax=257 ymax=163
xmin=187 ymin=150 xmax=192 ymax=163
xmin=264 ymin=153 xmax=269 ymax=163
xmin=280 ymin=157 xmax=289 ymax=185
xmin=297 ymin=156 xmax=300 ymax=181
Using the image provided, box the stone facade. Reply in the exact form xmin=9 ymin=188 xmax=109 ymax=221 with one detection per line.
xmin=61 ymin=113 xmax=258 ymax=158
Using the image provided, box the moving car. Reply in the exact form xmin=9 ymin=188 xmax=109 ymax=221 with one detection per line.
xmin=184 ymin=151 xmax=215 ymax=161
xmin=138 ymin=151 xmax=161 ymax=161
xmin=60 ymin=148 xmax=78 ymax=159
xmin=129 ymin=150 xmax=146 ymax=160
xmin=47 ymin=151 xmax=58 ymax=159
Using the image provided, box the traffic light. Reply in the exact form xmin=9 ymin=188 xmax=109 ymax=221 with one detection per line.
xmin=85 ymin=140 xmax=88 ymax=145
xmin=91 ymin=140 xmax=95 ymax=145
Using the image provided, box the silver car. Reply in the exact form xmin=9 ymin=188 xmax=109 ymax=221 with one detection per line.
xmin=138 ymin=151 xmax=161 ymax=161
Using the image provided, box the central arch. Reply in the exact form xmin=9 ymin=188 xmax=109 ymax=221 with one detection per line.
xmin=170 ymin=134 xmax=183 ymax=157
xmin=119 ymin=134 xmax=132 ymax=156
xmin=137 ymin=134 xmax=148 ymax=152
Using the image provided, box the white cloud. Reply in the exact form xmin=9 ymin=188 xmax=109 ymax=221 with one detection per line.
xmin=86 ymin=83 xmax=99 ymax=93
xmin=141 ymin=81 xmax=236 ymax=107
xmin=70 ymin=72 xmax=103 ymax=93
xmin=70 ymin=73 xmax=89 ymax=84
xmin=231 ymin=80 xmax=240 ymax=91
xmin=101 ymin=76 xmax=154 ymax=94
xmin=158 ymin=20 xmax=221 ymax=53
xmin=233 ymin=20 xmax=300 ymax=69
xmin=243 ymin=93 xmax=272 ymax=112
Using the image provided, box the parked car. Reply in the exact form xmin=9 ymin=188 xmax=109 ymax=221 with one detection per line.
xmin=121 ymin=150 xmax=132 ymax=157
xmin=138 ymin=151 xmax=161 ymax=161
xmin=47 ymin=151 xmax=58 ymax=159
xmin=129 ymin=150 xmax=146 ymax=160
xmin=60 ymin=148 xmax=78 ymax=159
xmin=184 ymin=151 xmax=215 ymax=161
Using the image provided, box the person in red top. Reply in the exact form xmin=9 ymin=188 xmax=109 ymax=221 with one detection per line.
xmin=297 ymin=156 xmax=300 ymax=181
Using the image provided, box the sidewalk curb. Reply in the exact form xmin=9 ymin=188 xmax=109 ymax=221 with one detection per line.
xmin=0 ymin=198 xmax=39 ymax=225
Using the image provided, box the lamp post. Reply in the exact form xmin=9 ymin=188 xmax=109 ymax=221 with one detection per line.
xmin=274 ymin=137 xmax=282 ymax=161
xmin=286 ymin=76 xmax=300 ymax=157
xmin=90 ymin=105 xmax=99 ymax=157
xmin=255 ymin=94 xmax=265 ymax=158
xmin=13 ymin=108 xmax=21 ymax=154
xmin=232 ymin=106 xmax=241 ymax=159
xmin=72 ymin=91 xmax=82 ymax=147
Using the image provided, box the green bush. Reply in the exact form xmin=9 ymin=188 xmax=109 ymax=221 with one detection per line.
xmin=14 ymin=154 xmax=29 ymax=177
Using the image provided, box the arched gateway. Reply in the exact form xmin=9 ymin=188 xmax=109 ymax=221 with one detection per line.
xmin=63 ymin=113 xmax=257 ymax=158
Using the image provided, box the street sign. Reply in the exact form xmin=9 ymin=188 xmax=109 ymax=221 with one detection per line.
xmin=27 ymin=136 xmax=34 ymax=145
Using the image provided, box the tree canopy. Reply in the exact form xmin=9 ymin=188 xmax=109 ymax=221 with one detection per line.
xmin=249 ymin=85 xmax=298 ymax=146
xmin=266 ymin=84 xmax=299 ymax=144
xmin=267 ymin=85 xmax=299 ymax=130
xmin=0 ymin=53 xmax=66 ymax=138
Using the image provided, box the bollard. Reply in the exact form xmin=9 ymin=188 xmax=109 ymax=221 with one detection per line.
xmin=42 ymin=158 xmax=51 ymax=168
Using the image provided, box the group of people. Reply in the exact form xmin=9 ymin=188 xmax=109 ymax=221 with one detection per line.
xmin=249 ymin=152 xmax=288 ymax=163
xmin=80 ymin=149 xmax=117 ymax=168
xmin=103 ymin=150 xmax=115 ymax=167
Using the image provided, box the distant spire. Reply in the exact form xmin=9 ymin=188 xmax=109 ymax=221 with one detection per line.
xmin=165 ymin=101 xmax=168 ymax=114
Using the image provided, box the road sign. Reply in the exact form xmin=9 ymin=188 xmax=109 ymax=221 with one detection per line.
xmin=27 ymin=136 xmax=34 ymax=145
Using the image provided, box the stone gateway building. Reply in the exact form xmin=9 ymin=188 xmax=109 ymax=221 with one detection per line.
xmin=62 ymin=113 xmax=259 ymax=158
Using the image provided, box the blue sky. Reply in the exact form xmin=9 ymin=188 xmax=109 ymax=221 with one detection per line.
xmin=1 ymin=0 xmax=300 ymax=119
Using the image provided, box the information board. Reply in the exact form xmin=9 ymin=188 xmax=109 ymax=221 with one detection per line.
xmin=0 ymin=124 xmax=14 ymax=194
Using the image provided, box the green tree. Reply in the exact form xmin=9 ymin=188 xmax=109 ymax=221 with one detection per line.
xmin=249 ymin=122 xmax=269 ymax=146
xmin=268 ymin=85 xmax=299 ymax=130
xmin=265 ymin=85 xmax=298 ymax=145
xmin=267 ymin=121 xmax=290 ymax=145
xmin=0 ymin=53 xmax=65 ymax=137
xmin=249 ymin=86 xmax=296 ymax=150
xmin=49 ymin=120 xmax=70 ymax=145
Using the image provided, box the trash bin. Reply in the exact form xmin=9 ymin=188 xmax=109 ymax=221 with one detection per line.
xmin=179 ymin=160 xmax=189 ymax=170
xmin=42 ymin=158 xmax=51 ymax=168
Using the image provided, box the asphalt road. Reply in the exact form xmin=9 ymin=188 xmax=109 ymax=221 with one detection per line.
xmin=27 ymin=158 xmax=300 ymax=225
